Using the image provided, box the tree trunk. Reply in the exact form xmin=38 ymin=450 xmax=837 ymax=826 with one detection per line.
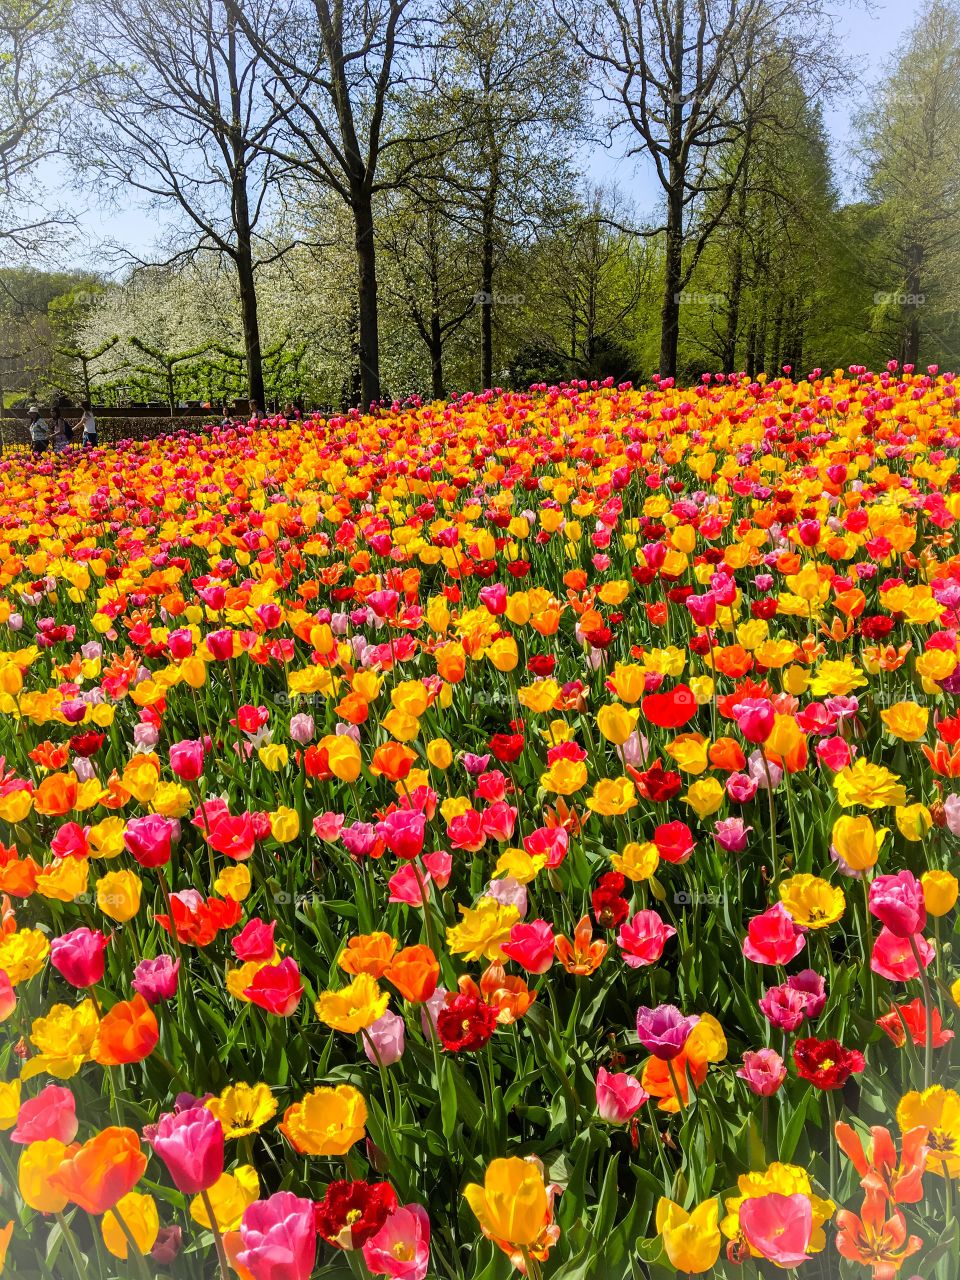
xmin=429 ymin=307 xmax=445 ymax=401
xmin=235 ymin=239 xmax=264 ymax=409
xmin=226 ymin=15 xmax=265 ymax=410
xmin=722 ymin=120 xmax=752 ymax=372
xmin=658 ymin=0 xmax=686 ymax=380
xmin=659 ymin=193 xmax=683 ymax=379
xmin=745 ymin=318 xmax=758 ymax=380
xmin=769 ymin=296 xmax=784 ymax=377
xmin=353 ymin=193 xmax=381 ymax=409
xmin=480 ymin=204 xmax=495 ymax=389
xmin=904 ymin=240 xmax=923 ymax=366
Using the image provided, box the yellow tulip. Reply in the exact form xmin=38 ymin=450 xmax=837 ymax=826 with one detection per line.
xmin=464 ymin=1157 xmax=548 ymax=1247
xmin=102 ymin=1192 xmax=160 ymax=1260
xmin=922 ymin=870 xmax=958 ymax=917
xmin=656 ymin=1198 xmax=722 ymax=1275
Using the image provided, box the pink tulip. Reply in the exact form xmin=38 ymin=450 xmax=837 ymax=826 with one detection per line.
xmin=500 ymin=920 xmax=555 ymax=974
xmin=816 ymin=735 xmax=853 ymax=771
xmin=169 ymin=739 xmax=205 ymax=781
xmin=522 ymin=825 xmax=568 ymax=868
xmin=238 ymin=1192 xmax=317 ymax=1280
xmin=0 ymin=969 xmax=15 ymax=1022
xmin=686 ymin=592 xmax=717 ymax=626
xmin=132 ymin=955 xmax=180 ymax=1004
xmin=726 ymin=771 xmax=759 ymax=803
xmin=742 ymin=904 xmax=806 ymax=966
xmin=480 ymin=801 xmax=517 ymax=843
xmin=363 ymin=1011 xmax=406 ymax=1067
xmin=635 ymin=1005 xmax=699 ymax=1060
xmin=312 ymin=812 xmax=344 ymax=842
xmin=362 ymin=1203 xmax=430 ymax=1280
xmin=485 ymin=876 xmax=527 ymax=915
xmin=49 ymin=927 xmax=108 ymax=989
xmin=616 ymin=911 xmax=676 ymax=969
xmin=377 ymin=811 xmax=426 ymax=861
xmin=944 ymin=793 xmax=960 ymax=837
xmin=232 ymin=919 xmax=277 ymax=962
xmin=167 ymin=628 xmax=194 ymax=659
xmin=289 ymin=713 xmax=315 ymax=744
xmin=869 ymin=871 xmax=926 ymax=938
xmin=10 ymin=1085 xmax=78 ymax=1144
xmin=871 ymin=928 xmax=935 ymax=982
xmin=759 ymin=984 xmax=808 ymax=1032
xmin=733 ymin=697 xmax=775 ymax=744
xmin=739 ymin=1193 xmax=813 ymax=1267
xmin=244 ymin=958 xmax=303 ymax=1016
xmin=595 ymin=1067 xmax=648 ymax=1122
xmin=713 ymin=817 xmax=752 ymax=852
xmin=123 ymin=814 xmax=175 ymax=868
xmin=421 ymin=850 xmax=452 ymax=889
xmin=388 ymin=863 xmax=431 ymax=906
xmin=206 ymin=629 xmax=235 ymax=661
xmin=146 ymin=1105 xmax=224 ymax=1194
xmin=367 ymin=590 xmax=399 ymax=620
xmin=737 ymin=1049 xmax=786 ymax=1096
xmin=787 ymin=969 xmax=827 ymax=1018
xmin=420 ymin=987 xmax=447 ymax=1037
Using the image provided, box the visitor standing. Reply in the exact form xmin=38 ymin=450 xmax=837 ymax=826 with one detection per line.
xmin=50 ymin=405 xmax=70 ymax=452
xmin=77 ymin=402 xmax=97 ymax=447
xmin=27 ymin=406 xmax=50 ymax=456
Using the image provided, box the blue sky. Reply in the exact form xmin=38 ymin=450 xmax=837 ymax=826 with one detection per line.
xmin=67 ymin=0 xmax=922 ymax=269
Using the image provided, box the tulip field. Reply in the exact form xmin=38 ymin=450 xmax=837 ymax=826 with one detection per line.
xmin=0 ymin=366 xmax=959 ymax=1279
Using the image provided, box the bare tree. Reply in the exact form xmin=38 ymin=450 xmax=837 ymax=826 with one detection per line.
xmin=72 ymin=0 xmax=286 ymax=405
xmin=438 ymin=0 xmax=585 ymax=389
xmin=378 ymin=175 xmax=478 ymax=399
xmin=229 ymin=0 xmax=442 ymax=409
xmin=0 ymin=0 xmax=77 ymax=252
xmin=561 ymin=0 xmax=845 ymax=379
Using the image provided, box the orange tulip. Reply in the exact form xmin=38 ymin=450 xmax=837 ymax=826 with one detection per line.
xmin=0 ymin=844 xmax=38 ymax=898
xmin=335 ymin=691 xmax=370 ymax=725
xmin=49 ymin=1127 xmax=147 ymax=1214
xmin=435 ymin=643 xmax=466 ymax=684
xmin=93 ymin=995 xmax=159 ymax=1067
xmin=33 ymin=773 xmax=77 ymax=816
xmin=458 ymin=963 xmax=536 ymax=1024
xmin=642 ymin=1051 xmax=709 ymax=1113
xmin=708 ymin=737 xmax=746 ymax=773
xmin=385 ymin=945 xmax=440 ymax=1003
xmin=711 ymin=646 xmax=753 ymax=678
xmin=555 ymin=916 xmax=607 ymax=976
xmin=370 ymin=743 xmax=417 ymax=782
xmin=339 ymin=933 xmax=398 ymax=978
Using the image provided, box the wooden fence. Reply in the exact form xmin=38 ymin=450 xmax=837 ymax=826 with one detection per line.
xmin=0 ymin=415 xmax=216 ymax=449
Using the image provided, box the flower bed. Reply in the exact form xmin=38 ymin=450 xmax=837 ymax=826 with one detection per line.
xmin=0 ymin=368 xmax=956 ymax=1279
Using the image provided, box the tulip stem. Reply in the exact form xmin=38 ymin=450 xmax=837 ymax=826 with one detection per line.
xmin=519 ymin=1246 xmax=542 ymax=1280
xmin=908 ymin=935 xmax=934 ymax=1090
xmin=825 ymin=1090 xmax=838 ymax=1201
xmin=199 ymin=1188 xmax=231 ymax=1280
xmin=647 ymin=1098 xmax=673 ymax=1190
xmin=109 ymin=1206 xmax=154 ymax=1280
xmin=55 ymin=1211 xmax=91 ymax=1280
xmin=760 ymin=754 xmax=778 ymax=880
xmin=860 ymin=876 xmax=875 ymax=1016
xmin=666 ymin=1059 xmax=687 ymax=1112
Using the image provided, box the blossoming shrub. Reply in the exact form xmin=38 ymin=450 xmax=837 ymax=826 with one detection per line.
xmin=0 ymin=365 xmax=956 ymax=1278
